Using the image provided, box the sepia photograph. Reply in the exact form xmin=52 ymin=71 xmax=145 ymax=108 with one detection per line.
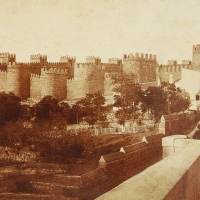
xmin=0 ymin=0 xmax=200 ymax=199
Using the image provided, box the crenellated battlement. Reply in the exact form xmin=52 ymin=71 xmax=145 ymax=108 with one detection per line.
xmin=85 ymin=56 xmax=101 ymax=64
xmin=30 ymin=54 xmax=47 ymax=66
xmin=159 ymin=65 xmax=182 ymax=72
xmin=0 ymin=52 xmax=16 ymax=64
xmin=41 ymin=67 xmax=68 ymax=75
xmin=30 ymin=54 xmax=47 ymax=59
xmin=47 ymin=62 xmax=69 ymax=66
xmin=193 ymin=44 xmax=200 ymax=53
xmin=76 ymin=63 xmax=104 ymax=70
xmin=0 ymin=69 xmax=7 ymax=74
xmin=168 ymin=60 xmax=178 ymax=65
xmin=8 ymin=62 xmax=31 ymax=67
xmin=31 ymin=73 xmax=40 ymax=78
xmin=59 ymin=56 xmax=76 ymax=63
xmin=123 ymin=53 xmax=157 ymax=61
xmin=0 ymin=52 xmax=10 ymax=56
xmin=108 ymin=58 xmax=122 ymax=65
xmin=182 ymin=60 xmax=192 ymax=65
xmin=0 ymin=52 xmax=16 ymax=58
xmin=60 ymin=56 xmax=69 ymax=59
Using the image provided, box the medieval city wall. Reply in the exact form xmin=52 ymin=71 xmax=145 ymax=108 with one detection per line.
xmin=67 ymin=63 xmax=105 ymax=101
xmin=20 ymin=65 xmax=31 ymax=100
xmin=192 ymin=44 xmax=200 ymax=71
xmin=40 ymin=68 xmax=68 ymax=101
xmin=6 ymin=63 xmax=21 ymax=98
xmin=6 ymin=62 xmax=31 ymax=100
xmin=0 ymin=70 xmax=7 ymax=92
xmin=104 ymin=72 xmax=114 ymax=104
xmin=30 ymin=74 xmax=42 ymax=100
xmin=123 ymin=53 xmax=157 ymax=83
xmin=0 ymin=52 xmax=16 ymax=64
xmin=30 ymin=68 xmax=68 ymax=101
xmin=159 ymin=64 xmax=182 ymax=83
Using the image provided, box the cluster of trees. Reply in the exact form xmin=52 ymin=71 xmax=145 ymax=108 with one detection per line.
xmin=111 ymin=72 xmax=191 ymax=124
xmin=30 ymin=92 xmax=110 ymax=128
xmin=0 ymin=121 xmax=95 ymax=162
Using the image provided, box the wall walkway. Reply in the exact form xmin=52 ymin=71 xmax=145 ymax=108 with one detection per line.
xmin=96 ymin=137 xmax=200 ymax=200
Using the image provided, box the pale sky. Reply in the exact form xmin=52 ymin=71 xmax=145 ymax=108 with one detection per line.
xmin=0 ymin=0 xmax=200 ymax=64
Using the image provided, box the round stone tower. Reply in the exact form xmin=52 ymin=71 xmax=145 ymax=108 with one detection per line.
xmin=6 ymin=62 xmax=31 ymax=99
xmin=41 ymin=68 xmax=68 ymax=101
xmin=6 ymin=62 xmax=21 ymax=97
xmin=192 ymin=44 xmax=200 ymax=71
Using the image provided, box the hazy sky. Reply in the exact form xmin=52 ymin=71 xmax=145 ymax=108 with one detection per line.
xmin=0 ymin=0 xmax=200 ymax=64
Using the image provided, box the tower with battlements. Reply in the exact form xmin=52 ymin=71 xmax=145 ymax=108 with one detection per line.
xmin=67 ymin=59 xmax=104 ymax=101
xmin=192 ymin=44 xmax=200 ymax=71
xmin=0 ymin=51 xmax=161 ymax=102
xmin=0 ymin=52 xmax=16 ymax=64
xmin=123 ymin=53 xmax=158 ymax=88
xmin=6 ymin=62 xmax=31 ymax=99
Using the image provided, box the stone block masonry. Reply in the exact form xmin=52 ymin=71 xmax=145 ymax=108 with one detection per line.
xmin=0 ymin=51 xmax=158 ymax=102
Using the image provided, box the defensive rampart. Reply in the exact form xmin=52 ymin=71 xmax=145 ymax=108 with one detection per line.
xmin=158 ymin=64 xmax=182 ymax=83
xmin=0 ymin=70 xmax=7 ymax=92
xmin=30 ymin=68 xmax=68 ymax=101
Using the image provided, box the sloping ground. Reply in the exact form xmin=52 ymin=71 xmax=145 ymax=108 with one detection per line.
xmin=0 ymin=132 xmax=158 ymax=199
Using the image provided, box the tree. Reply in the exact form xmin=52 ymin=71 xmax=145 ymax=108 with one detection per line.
xmin=111 ymin=72 xmax=144 ymax=126
xmin=143 ymin=82 xmax=191 ymax=122
xmin=59 ymin=101 xmax=71 ymax=122
xmin=75 ymin=92 xmax=107 ymax=127
xmin=0 ymin=92 xmax=21 ymax=125
xmin=34 ymin=96 xmax=61 ymax=120
xmin=168 ymin=85 xmax=191 ymax=114
xmin=142 ymin=86 xmax=166 ymax=121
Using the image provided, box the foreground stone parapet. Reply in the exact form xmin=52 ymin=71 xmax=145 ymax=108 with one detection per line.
xmin=96 ymin=139 xmax=200 ymax=200
xmin=162 ymin=135 xmax=189 ymax=157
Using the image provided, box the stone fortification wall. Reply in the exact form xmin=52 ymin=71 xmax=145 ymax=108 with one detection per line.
xmin=0 ymin=63 xmax=7 ymax=71
xmin=159 ymin=64 xmax=182 ymax=83
xmin=0 ymin=52 xmax=16 ymax=64
xmin=67 ymin=63 xmax=105 ymax=100
xmin=104 ymin=72 xmax=120 ymax=104
xmin=85 ymin=56 xmax=101 ymax=65
xmin=123 ymin=52 xmax=157 ymax=61
xmin=40 ymin=68 xmax=68 ymax=101
xmin=108 ymin=58 xmax=122 ymax=65
xmin=123 ymin=53 xmax=157 ymax=83
xmin=30 ymin=54 xmax=47 ymax=66
xmin=0 ymin=70 xmax=7 ymax=92
xmin=59 ymin=55 xmax=76 ymax=66
xmin=6 ymin=62 xmax=31 ymax=100
xmin=103 ymin=63 xmax=123 ymax=104
xmin=192 ymin=44 xmax=200 ymax=71
xmin=30 ymin=74 xmax=42 ymax=100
